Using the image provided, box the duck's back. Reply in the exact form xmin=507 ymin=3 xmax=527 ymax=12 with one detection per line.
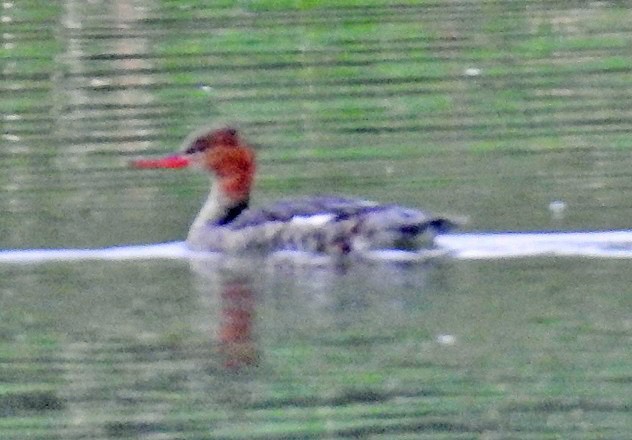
xmin=228 ymin=196 xmax=382 ymax=228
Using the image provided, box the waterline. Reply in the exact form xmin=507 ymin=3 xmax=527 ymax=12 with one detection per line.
xmin=1 ymin=230 xmax=631 ymax=265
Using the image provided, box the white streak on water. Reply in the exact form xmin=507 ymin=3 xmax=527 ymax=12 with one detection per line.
xmin=436 ymin=230 xmax=632 ymax=260
xmin=0 ymin=230 xmax=631 ymax=265
xmin=0 ymin=242 xmax=190 ymax=264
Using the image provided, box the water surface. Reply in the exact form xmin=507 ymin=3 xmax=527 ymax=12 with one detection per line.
xmin=2 ymin=1 xmax=631 ymax=438
xmin=1 ymin=256 xmax=630 ymax=438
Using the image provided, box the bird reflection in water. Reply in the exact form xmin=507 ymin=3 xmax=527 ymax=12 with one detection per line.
xmin=188 ymin=257 xmax=263 ymax=372
xmin=217 ymin=275 xmax=259 ymax=370
xmin=188 ymin=253 xmax=444 ymax=375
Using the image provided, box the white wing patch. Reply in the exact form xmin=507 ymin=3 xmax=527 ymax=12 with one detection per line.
xmin=289 ymin=214 xmax=336 ymax=227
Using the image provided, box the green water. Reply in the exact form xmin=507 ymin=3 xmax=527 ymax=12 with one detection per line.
xmin=1 ymin=259 xmax=630 ymax=438
xmin=1 ymin=0 xmax=631 ymax=438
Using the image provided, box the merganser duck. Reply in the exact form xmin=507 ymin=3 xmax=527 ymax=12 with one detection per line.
xmin=132 ymin=126 xmax=456 ymax=255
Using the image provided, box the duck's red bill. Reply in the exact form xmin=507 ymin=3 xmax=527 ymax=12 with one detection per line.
xmin=131 ymin=155 xmax=190 ymax=169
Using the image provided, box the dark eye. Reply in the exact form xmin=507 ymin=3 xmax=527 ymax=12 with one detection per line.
xmin=185 ymin=138 xmax=207 ymax=155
